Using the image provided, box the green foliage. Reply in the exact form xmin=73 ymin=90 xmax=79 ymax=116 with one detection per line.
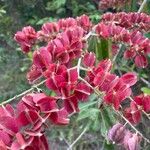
xmin=89 ymin=37 xmax=112 ymax=61
xmin=141 ymin=87 xmax=150 ymax=95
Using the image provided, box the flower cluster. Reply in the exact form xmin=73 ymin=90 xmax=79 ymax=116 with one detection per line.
xmin=102 ymin=12 xmax=150 ymax=33
xmin=96 ymin=23 xmax=150 ymax=68
xmin=108 ymin=123 xmax=141 ymax=150
xmin=125 ymin=94 xmax=150 ymax=124
xmin=99 ymin=0 xmax=131 ymax=10
xmin=86 ymin=59 xmax=137 ymax=109
xmin=4 ymin=12 xmax=150 ymax=149
xmin=0 ymin=93 xmax=69 ymax=149
xmin=14 ymin=26 xmax=37 ymax=53
xmin=14 ymin=14 xmax=91 ymax=53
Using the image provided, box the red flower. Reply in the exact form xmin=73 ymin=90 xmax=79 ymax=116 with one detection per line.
xmin=49 ymin=108 xmax=69 ymax=125
xmin=124 ymin=101 xmax=142 ymax=124
xmin=82 ymin=52 xmax=96 ymax=67
xmin=26 ymin=65 xmax=42 ymax=84
xmin=14 ymin=26 xmax=37 ymax=53
xmin=74 ymin=82 xmax=92 ymax=102
xmin=120 ymin=72 xmax=137 ymax=86
xmin=104 ymin=79 xmax=132 ymax=110
xmin=124 ymin=49 xmax=136 ymax=59
xmin=134 ymin=55 xmax=148 ymax=68
xmin=77 ymin=14 xmax=92 ymax=31
xmin=58 ymin=18 xmax=77 ymax=30
xmin=37 ymin=22 xmax=59 ymax=42
xmin=52 ymin=27 xmax=84 ymax=63
xmin=134 ymin=94 xmax=150 ymax=112
xmin=41 ymin=22 xmax=59 ymax=35
xmin=46 ymin=68 xmax=78 ymax=94
xmin=0 ymin=140 xmax=7 ymax=150
xmin=33 ymin=47 xmax=52 ymax=70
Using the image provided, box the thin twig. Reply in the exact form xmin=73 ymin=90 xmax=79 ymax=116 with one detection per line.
xmin=78 ymin=76 xmax=94 ymax=90
xmin=67 ymin=126 xmax=88 ymax=150
xmin=0 ymin=80 xmax=46 ymax=106
xmin=83 ymin=26 xmax=97 ymax=40
xmin=117 ymin=110 xmax=150 ymax=144
xmin=140 ymin=77 xmax=150 ymax=88
xmin=77 ymin=58 xmax=82 ymax=76
xmin=138 ymin=0 xmax=147 ymax=13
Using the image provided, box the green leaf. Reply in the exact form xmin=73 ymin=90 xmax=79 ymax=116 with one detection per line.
xmin=104 ymin=141 xmax=115 ymax=150
xmin=46 ymin=0 xmax=66 ymax=11
xmin=130 ymin=0 xmax=137 ymax=12
xmin=88 ymin=37 xmax=112 ymax=61
xmin=141 ymin=87 xmax=150 ymax=95
xmin=77 ymin=108 xmax=100 ymax=121
xmin=100 ymin=107 xmax=117 ymax=138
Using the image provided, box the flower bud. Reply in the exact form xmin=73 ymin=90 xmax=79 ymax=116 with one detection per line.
xmin=123 ymin=133 xmax=141 ymax=150
xmin=108 ymin=123 xmax=126 ymax=144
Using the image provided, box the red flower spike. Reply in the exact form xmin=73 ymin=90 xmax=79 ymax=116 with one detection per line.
xmin=102 ymin=12 xmax=150 ymax=33
xmin=83 ymin=52 xmax=96 ymax=67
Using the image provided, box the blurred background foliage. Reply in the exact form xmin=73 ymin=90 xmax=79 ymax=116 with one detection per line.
xmin=0 ymin=0 xmax=150 ymax=149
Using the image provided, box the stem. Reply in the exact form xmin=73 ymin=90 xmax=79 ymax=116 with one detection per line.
xmin=117 ymin=110 xmax=150 ymax=144
xmin=83 ymin=26 xmax=97 ymax=40
xmin=67 ymin=126 xmax=88 ymax=150
xmin=140 ymin=77 xmax=150 ymax=88
xmin=77 ymin=58 xmax=82 ymax=76
xmin=0 ymin=80 xmax=46 ymax=106
xmin=138 ymin=0 xmax=147 ymax=13
xmin=78 ymin=76 xmax=94 ymax=90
